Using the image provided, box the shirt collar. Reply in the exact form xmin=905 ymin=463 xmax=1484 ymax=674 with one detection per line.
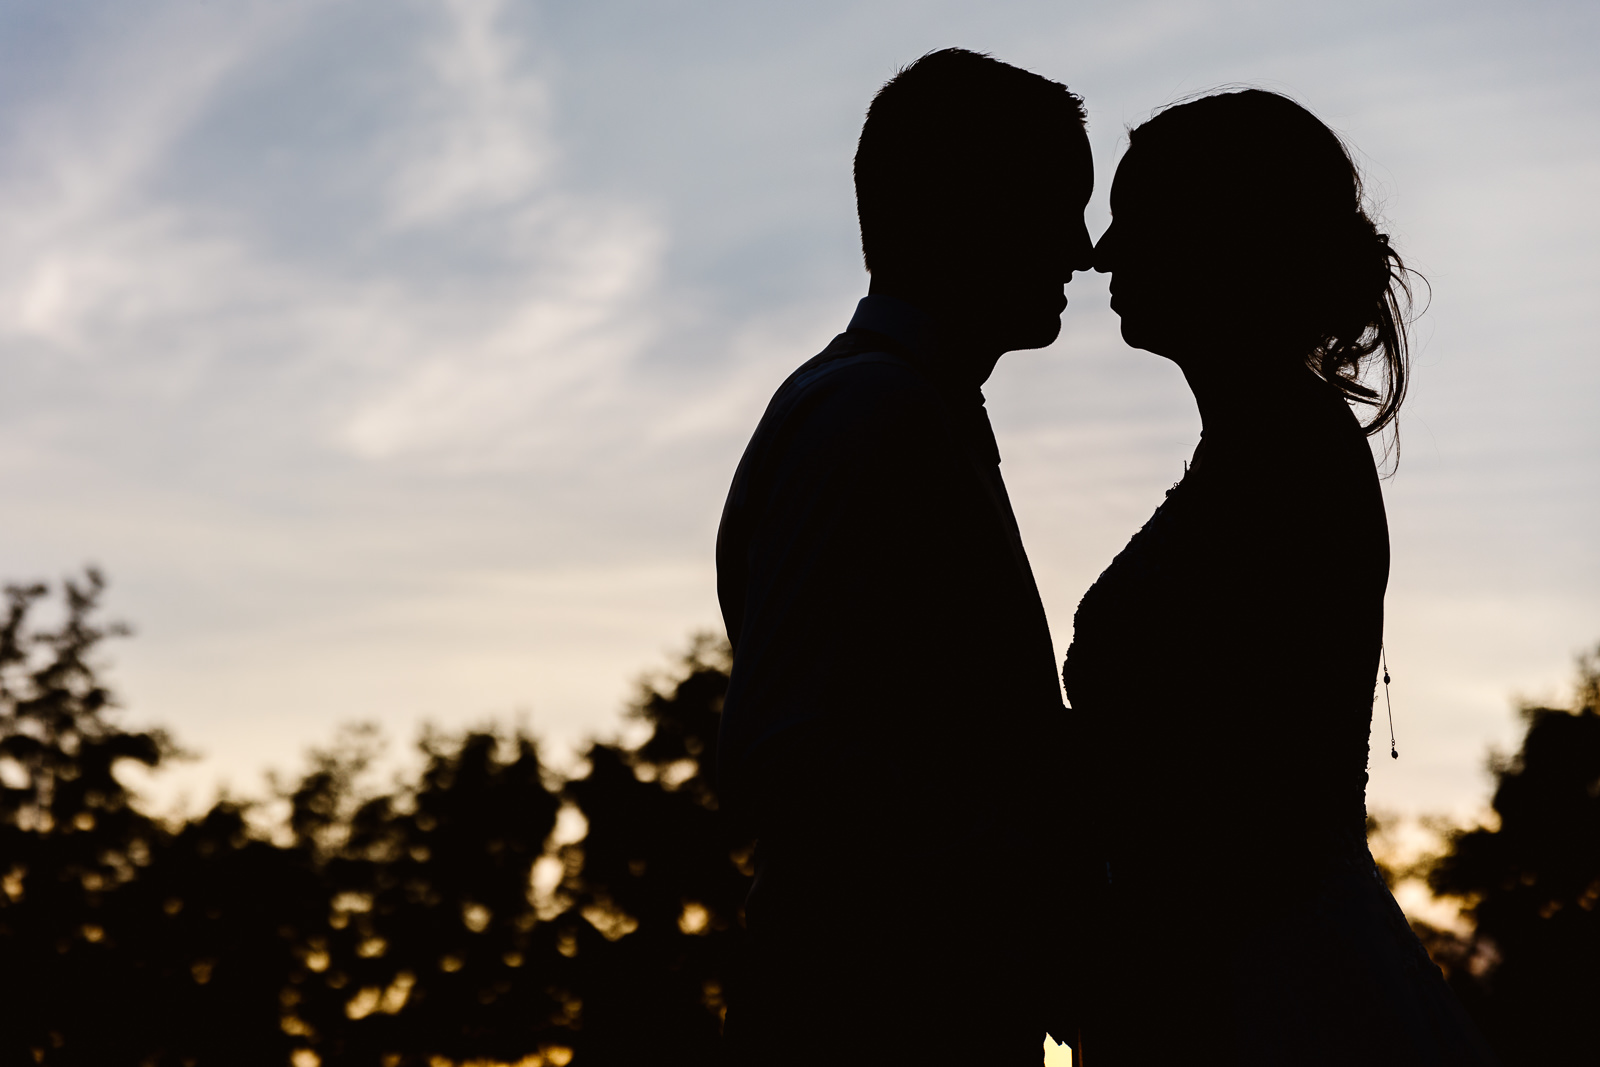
xmin=846 ymin=294 xmax=941 ymax=364
xmin=847 ymin=294 xmax=989 ymax=404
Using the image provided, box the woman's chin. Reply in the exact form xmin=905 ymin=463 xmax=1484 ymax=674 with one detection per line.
xmin=1119 ymin=322 xmax=1178 ymax=359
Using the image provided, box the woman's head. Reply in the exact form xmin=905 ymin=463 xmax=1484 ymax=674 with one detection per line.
xmin=1096 ymin=88 xmax=1413 ymax=437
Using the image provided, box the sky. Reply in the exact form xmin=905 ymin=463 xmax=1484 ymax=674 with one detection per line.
xmin=0 ymin=0 xmax=1595 ymax=820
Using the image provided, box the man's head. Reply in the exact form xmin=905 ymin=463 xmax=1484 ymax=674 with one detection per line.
xmin=855 ymin=49 xmax=1094 ymax=357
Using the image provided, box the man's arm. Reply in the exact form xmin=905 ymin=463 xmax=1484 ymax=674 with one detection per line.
xmin=717 ymin=353 xmax=986 ymax=834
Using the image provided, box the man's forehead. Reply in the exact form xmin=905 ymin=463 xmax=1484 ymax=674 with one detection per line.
xmin=1024 ymin=127 xmax=1092 ymax=172
xmin=1040 ymin=132 xmax=1094 ymax=198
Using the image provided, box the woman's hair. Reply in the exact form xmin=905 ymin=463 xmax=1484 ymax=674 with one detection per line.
xmin=1128 ymin=89 xmax=1416 ymax=444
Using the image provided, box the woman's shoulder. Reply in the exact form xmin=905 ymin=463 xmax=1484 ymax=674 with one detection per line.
xmin=1202 ymin=383 xmax=1387 ymax=552
xmin=1226 ymin=377 xmax=1382 ymax=485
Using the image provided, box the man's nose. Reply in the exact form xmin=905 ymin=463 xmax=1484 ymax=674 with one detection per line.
xmin=1055 ymin=220 xmax=1095 ymax=280
xmin=1069 ymin=220 xmax=1096 ymax=274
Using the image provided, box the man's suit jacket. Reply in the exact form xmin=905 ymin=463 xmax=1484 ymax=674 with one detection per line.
xmin=717 ymin=295 xmax=1067 ymax=864
xmin=715 ymin=297 xmax=1079 ymax=1058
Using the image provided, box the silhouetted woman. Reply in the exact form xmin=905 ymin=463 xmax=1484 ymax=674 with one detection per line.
xmin=1064 ymin=90 xmax=1495 ymax=1064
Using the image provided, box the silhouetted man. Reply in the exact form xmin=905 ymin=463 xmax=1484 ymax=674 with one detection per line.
xmin=716 ymin=49 xmax=1094 ymax=1065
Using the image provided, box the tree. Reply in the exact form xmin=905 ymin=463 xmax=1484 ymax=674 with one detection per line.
xmin=1415 ymin=644 xmax=1600 ymax=1066
xmin=0 ymin=573 xmax=747 ymax=1066
xmin=555 ymin=633 xmax=752 ymax=1067
xmin=113 ymin=796 xmax=323 ymax=1066
xmin=13 ymin=568 xmax=1600 ymax=1064
xmin=292 ymin=725 xmax=572 ymax=1067
xmin=0 ymin=570 xmax=176 ymax=1064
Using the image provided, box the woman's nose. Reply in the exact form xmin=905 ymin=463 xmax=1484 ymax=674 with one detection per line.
xmin=1069 ymin=219 xmax=1096 ymax=274
xmin=1093 ymin=223 xmax=1118 ymax=274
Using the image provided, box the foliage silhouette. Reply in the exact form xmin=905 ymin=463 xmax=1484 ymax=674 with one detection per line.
xmin=283 ymin=724 xmax=573 ymax=1067
xmin=0 ymin=569 xmax=185 ymax=1064
xmin=555 ymin=634 xmax=749 ymax=1067
xmin=10 ymin=567 xmax=1591 ymax=1064
xmin=0 ymin=573 xmax=746 ymax=1066
xmin=1410 ymin=644 xmax=1600 ymax=1065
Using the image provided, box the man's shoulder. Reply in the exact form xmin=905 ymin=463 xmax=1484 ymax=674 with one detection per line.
xmin=724 ymin=331 xmax=961 ymax=510
xmin=763 ymin=333 xmax=943 ymax=434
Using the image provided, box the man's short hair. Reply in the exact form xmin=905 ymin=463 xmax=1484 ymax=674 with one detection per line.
xmin=854 ymin=49 xmax=1086 ymax=276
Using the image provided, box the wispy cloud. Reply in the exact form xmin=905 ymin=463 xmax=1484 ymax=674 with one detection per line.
xmin=384 ymin=0 xmax=555 ymax=226
xmin=0 ymin=0 xmax=1592 ymax=815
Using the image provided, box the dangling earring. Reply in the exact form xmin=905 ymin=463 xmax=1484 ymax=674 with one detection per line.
xmin=1381 ymin=644 xmax=1397 ymax=759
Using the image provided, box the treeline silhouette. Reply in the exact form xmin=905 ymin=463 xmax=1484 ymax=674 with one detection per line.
xmin=0 ymin=570 xmax=746 ymax=1067
xmin=0 ymin=570 xmax=1594 ymax=1064
xmin=1396 ymin=646 xmax=1600 ymax=1066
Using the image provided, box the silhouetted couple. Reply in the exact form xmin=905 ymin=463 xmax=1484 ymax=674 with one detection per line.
xmin=715 ymin=49 xmax=1495 ymax=1065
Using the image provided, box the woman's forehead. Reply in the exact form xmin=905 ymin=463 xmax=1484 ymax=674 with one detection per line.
xmin=1109 ymin=148 xmax=1181 ymax=208
xmin=1110 ymin=143 xmax=1241 ymax=215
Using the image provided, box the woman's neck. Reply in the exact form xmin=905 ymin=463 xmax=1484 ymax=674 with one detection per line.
xmin=1177 ymin=346 xmax=1321 ymax=435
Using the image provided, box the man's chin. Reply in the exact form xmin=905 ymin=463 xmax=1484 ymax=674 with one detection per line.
xmin=1006 ymin=316 xmax=1063 ymax=352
